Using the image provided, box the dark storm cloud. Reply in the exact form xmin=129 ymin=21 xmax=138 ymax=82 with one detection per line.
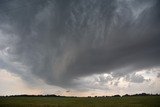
xmin=0 ymin=0 xmax=160 ymax=88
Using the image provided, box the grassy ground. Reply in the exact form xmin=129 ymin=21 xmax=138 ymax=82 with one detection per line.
xmin=0 ymin=96 xmax=160 ymax=107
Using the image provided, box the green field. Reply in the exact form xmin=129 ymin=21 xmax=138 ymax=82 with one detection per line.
xmin=0 ymin=96 xmax=160 ymax=107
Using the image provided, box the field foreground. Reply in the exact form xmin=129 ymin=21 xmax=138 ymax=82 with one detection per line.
xmin=0 ymin=96 xmax=160 ymax=107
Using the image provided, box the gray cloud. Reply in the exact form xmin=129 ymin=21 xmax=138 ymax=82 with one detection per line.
xmin=0 ymin=0 xmax=160 ymax=88
xmin=157 ymin=73 xmax=160 ymax=78
xmin=125 ymin=73 xmax=145 ymax=83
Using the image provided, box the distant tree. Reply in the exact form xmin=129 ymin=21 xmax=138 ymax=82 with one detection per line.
xmin=123 ymin=94 xmax=130 ymax=97
xmin=113 ymin=95 xmax=121 ymax=97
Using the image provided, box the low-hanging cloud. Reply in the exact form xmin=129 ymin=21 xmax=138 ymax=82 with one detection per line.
xmin=0 ymin=0 xmax=160 ymax=88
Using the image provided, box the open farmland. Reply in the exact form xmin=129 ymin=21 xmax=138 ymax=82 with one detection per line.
xmin=0 ymin=96 xmax=160 ymax=107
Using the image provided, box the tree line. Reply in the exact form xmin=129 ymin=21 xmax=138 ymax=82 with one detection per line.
xmin=0 ymin=93 xmax=160 ymax=98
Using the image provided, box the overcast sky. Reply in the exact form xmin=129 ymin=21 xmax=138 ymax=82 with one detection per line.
xmin=0 ymin=0 xmax=160 ymax=96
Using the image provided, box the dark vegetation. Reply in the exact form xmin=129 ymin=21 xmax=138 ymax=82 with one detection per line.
xmin=0 ymin=93 xmax=160 ymax=107
xmin=1 ymin=93 xmax=159 ymax=98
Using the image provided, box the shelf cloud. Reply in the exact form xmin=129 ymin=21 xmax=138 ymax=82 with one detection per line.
xmin=0 ymin=0 xmax=160 ymax=89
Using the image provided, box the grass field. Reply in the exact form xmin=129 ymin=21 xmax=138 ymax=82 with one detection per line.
xmin=0 ymin=96 xmax=160 ymax=107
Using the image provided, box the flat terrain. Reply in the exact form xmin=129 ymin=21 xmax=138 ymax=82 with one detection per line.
xmin=0 ymin=96 xmax=160 ymax=107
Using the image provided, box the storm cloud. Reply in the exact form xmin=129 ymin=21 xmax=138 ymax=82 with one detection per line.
xmin=0 ymin=0 xmax=160 ymax=88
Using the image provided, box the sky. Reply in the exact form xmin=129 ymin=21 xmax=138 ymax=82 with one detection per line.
xmin=0 ymin=0 xmax=160 ymax=97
